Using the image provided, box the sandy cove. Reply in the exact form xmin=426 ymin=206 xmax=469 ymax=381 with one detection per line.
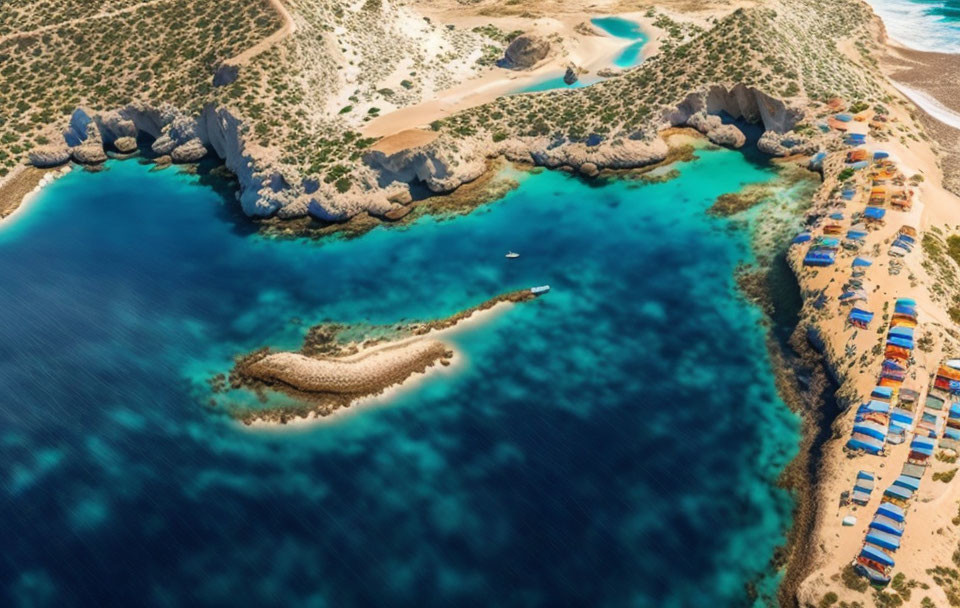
xmin=362 ymin=11 xmax=661 ymax=139
xmin=228 ymin=289 xmax=539 ymax=426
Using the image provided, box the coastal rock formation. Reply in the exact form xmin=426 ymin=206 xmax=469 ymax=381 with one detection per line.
xmin=563 ymin=65 xmax=579 ymax=85
xmin=62 ymin=109 xmax=93 ymax=147
xmin=670 ymin=85 xmax=805 ymax=135
xmin=757 ymin=130 xmax=818 ymax=157
xmin=684 ymin=111 xmax=746 ymax=148
xmin=28 ymin=146 xmax=71 ymax=167
xmin=170 ymin=138 xmax=208 ymax=163
xmin=244 ymin=340 xmax=451 ymax=395
xmin=95 ymin=111 xmax=138 ymax=146
xmin=70 ymin=123 xmax=107 ymax=164
xmin=502 ymin=34 xmax=551 ymax=69
xmin=113 ymin=137 xmax=138 ymax=153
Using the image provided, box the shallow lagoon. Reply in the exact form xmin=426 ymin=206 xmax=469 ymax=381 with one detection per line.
xmin=1 ymin=148 xmax=799 ymax=607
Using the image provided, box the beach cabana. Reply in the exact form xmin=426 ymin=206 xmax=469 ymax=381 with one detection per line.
xmin=848 ymin=308 xmax=874 ymax=328
xmin=866 ymin=530 xmax=901 ymax=552
xmin=874 ymin=151 xmax=890 ymax=160
xmin=893 ymin=475 xmax=921 ymax=492
xmin=853 ymin=421 xmax=887 ymax=441
xmin=884 ymin=485 xmax=913 ymax=501
xmin=864 ymin=207 xmax=886 ymax=220
xmin=861 ymin=544 xmax=895 ymax=568
xmin=872 ymin=387 xmax=894 ymax=402
xmin=852 ymin=256 xmax=872 ymax=267
xmin=877 ymin=502 xmax=906 ymax=523
xmin=870 ymin=515 xmax=904 ymax=536
xmin=848 ymin=434 xmax=884 ymax=454
xmin=804 ymin=249 xmax=836 ymax=266
xmin=889 ymin=409 xmax=915 ymax=433
xmin=792 ymin=232 xmax=812 ymax=244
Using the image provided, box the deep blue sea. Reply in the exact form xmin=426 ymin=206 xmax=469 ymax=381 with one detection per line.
xmin=866 ymin=0 xmax=960 ymax=52
xmin=1 ymin=149 xmax=800 ymax=607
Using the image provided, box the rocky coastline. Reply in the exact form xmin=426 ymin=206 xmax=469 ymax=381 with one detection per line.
xmin=16 ymin=83 xmax=820 ymax=237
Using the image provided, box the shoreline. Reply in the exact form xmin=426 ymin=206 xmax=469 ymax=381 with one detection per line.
xmin=227 ymin=292 xmax=534 ymax=426
xmin=0 ymin=165 xmax=66 ymax=226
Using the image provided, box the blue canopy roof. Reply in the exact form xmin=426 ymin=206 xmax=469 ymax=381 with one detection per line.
xmin=817 ymin=237 xmax=840 ymax=247
xmin=861 ymin=544 xmax=895 ymax=567
xmin=864 ymin=207 xmax=886 ymax=219
xmin=889 ymin=327 xmax=915 ymax=338
xmin=874 ymin=151 xmax=890 ymax=159
xmin=860 ymin=400 xmax=891 ymax=414
xmin=847 ymin=230 xmax=868 ymax=240
xmin=873 ymin=386 xmax=894 ymax=399
xmin=877 ymin=502 xmax=905 ymax=522
xmin=848 ymin=434 xmax=885 ymax=454
xmin=870 ymin=515 xmax=904 ymax=536
xmin=850 ymin=160 xmax=869 ymax=169
xmin=792 ymin=232 xmax=812 ymax=244
xmin=894 ymin=304 xmax=916 ymax=316
xmin=835 ymin=113 xmax=854 ymax=121
xmin=884 ymin=485 xmax=913 ymax=500
xmin=854 ymin=421 xmax=888 ymax=441
xmin=852 ymin=256 xmax=873 ymax=267
xmin=849 ymin=309 xmax=874 ymax=323
xmin=911 ymin=435 xmax=936 ymax=449
xmin=893 ymin=475 xmax=921 ymax=491
xmin=887 ymin=337 xmax=914 ymax=349
xmin=897 ymin=298 xmax=917 ymax=306
xmin=866 ymin=530 xmax=901 ymax=551
xmin=829 ymin=212 xmax=844 ymax=220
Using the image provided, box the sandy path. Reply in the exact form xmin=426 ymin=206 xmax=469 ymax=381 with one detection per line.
xmin=223 ymin=0 xmax=296 ymax=66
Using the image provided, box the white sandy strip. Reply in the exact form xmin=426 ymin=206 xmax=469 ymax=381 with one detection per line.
xmin=242 ymin=301 xmax=518 ymax=430
xmin=0 ymin=165 xmax=71 ymax=229
xmin=892 ymin=80 xmax=960 ymax=131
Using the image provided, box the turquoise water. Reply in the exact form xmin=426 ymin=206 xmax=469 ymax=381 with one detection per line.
xmin=513 ymin=16 xmax=647 ymax=94
xmin=866 ymin=0 xmax=960 ymax=52
xmin=0 ymin=150 xmax=800 ymax=607
xmin=591 ymin=16 xmax=649 ymax=68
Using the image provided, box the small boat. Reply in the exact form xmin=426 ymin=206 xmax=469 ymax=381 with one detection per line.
xmin=505 ymin=252 xmax=520 ymax=259
xmin=530 ymin=285 xmax=550 ymax=295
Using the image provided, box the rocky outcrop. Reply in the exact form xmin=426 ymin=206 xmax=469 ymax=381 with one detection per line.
xmin=113 ymin=137 xmax=138 ymax=153
xmin=684 ymin=111 xmax=747 ymax=148
xmin=70 ymin=123 xmax=107 ymax=164
xmin=502 ymin=34 xmax=551 ymax=69
xmin=170 ymin=138 xmax=208 ymax=162
xmin=670 ymin=84 xmax=805 ymax=134
xmin=563 ymin=65 xmax=579 ymax=85
xmin=758 ymin=130 xmax=818 ymax=157
xmin=62 ymin=109 xmax=92 ymax=147
xmin=29 ymin=146 xmax=70 ymax=167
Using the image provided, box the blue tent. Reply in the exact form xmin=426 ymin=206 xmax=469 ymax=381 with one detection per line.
xmin=950 ymin=403 xmax=960 ymax=418
xmin=877 ymin=502 xmax=906 ymax=522
xmin=870 ymin=515 xmax=904 ymax=536
xmin=792 ymin=232 xmax=812 ymax=244
xmin=842 ymin=190 xmax=857 ymax=200
xmin=804 ymin=250 xmax=836 ymax=266
xmin=866 ymin=530 xmax=902 ymax=551
xmin=817 ymin=237 xmax=840 ymax=248
xmin=852 ymin=256 xmax=873 ymax=267
xmin=849 ymin=309 xmax=874 ymax=325
xmin=894 ymin=303 xmax=916 ymax=316
xmin=898 ymin=298 xmax=917 ymax=306
xmin=848 ymin=434 xmax=885 ymax=454
xmin=854 ymin=421 xmax=888 ymax=441
xmin=890 ymin=409 xmax=914 ymax=431
xmin=860 ymin=400 xmax=891 ymax=414
xmin=886 ymin=337 xmax=914 ymax=349
xmin=884 ymin=485 xmax=913 ymax=501
xmin=861 ymin=544 xmax=895 ymax=567
xmin=849 ymin=160 xmax=869 ymax=169
xmin=848 ymin=230 xmax=868 ymax=240
xmin=874 ymin=151 xmax=890 ymax=160
xmin=893 ymin=475 xmax=921 ymax=491
xmin=864 ymin=207 xmax=886 ymax=219
xmin=873 ymin=386 xmax=894 ymax=399
xmin=829 ymin=212 xmax=844 ymax=220
xmin=911 ymin=436 xmax=935 ymax=456
xmin=835 ymin=113 xmax=854 ymax=122
xmin=889 ymin=327 xmax=915 ymax=339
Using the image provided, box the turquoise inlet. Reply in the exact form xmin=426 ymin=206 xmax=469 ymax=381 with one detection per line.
xmin=591 ymin=16 xmax=650 ymax=67
xmin=0 ymin=149 xmax=800 ymax=607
